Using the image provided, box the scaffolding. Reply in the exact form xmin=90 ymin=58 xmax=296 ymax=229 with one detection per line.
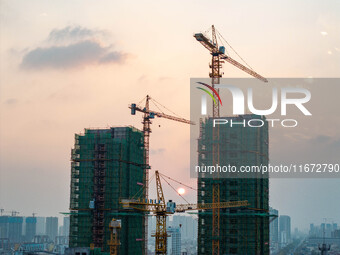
xmin=69 ymin=127 xmax=145 ymax=255
xmin=197 ymin=115 xmax=269 ymax=255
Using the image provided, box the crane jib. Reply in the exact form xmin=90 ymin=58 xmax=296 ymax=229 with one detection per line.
xmin=194 ymin=30 xmax=268 ymax=83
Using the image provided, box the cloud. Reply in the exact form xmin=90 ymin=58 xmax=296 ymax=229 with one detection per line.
xmin=308 ymin=135 xmax=331 ymax=145
xmin=271 ymin=134 xmax=340 ymax=165
xmin=99 ymin=51 xmax=126 ymax=63
xmin=309 ymin=135 xmax=340 ymax=151
xmin=21 ymin=40 xmax=126 ymax=69
xmin=20 ymin=25 xmax=127 ymax=70
xmin=4 ymin=98 xmax=18 ymax=105
xmin=47 ymin=25 xmax=106 ymax=43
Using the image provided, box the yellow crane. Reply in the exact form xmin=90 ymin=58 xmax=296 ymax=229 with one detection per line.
xmin=129 ymin=95 xmax=194 ymax=255
xmin=194 ymin=25 xmax=268 ymax=255
xmin=120 ymin=170 xmax=250 ymax=255
xmin=108 ymin=219 xmax=121 ymax=255
xmin=130 ymin=95 xmax=194 ymax=200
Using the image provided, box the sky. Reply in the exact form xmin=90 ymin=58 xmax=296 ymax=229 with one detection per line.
xmin=0 ymin=0 xmax=339 ymax=231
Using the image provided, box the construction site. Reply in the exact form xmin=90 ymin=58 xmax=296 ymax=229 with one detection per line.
xmin=67 ymin=25 xmax=271 ymax=255
xmin=69 ymin=127 xmax=145 ymax=254
xmin=197 ymin=115 xmax=269 ymax=254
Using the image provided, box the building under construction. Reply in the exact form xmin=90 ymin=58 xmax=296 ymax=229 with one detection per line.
xmin=69 ymin=126 xmax=145 ymax=254
xmin=197 ymin=115 xmax=269 ymax=255
xmin=0 ymin=215 xmax=23 ymax=243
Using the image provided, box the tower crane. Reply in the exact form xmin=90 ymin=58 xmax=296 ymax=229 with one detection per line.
xmin=108 ymin=219 xmax=121 ymax=255
xmin=120 ymin=170 xmax=250 ymax=255
xmin=194 ymin=25 xmax=268 ymax=255
xmin=194 ymin=25 xmax=267 ymax=116
xmin=129 ymin=95 xmax=194 ymax=255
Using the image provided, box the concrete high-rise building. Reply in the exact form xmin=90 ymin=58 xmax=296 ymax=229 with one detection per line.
xmin=9 ymin=217 xmax=23 ymax=243
xmin=69 ymin=127 xmax=145 ymax=254
xmin=59 ymin=226 xmax=63 ymax=236
xmin=46 ymin=217 xmax=58 ymax=242
xmin=36 ymin=217 xmax=46 ymax=235
xmin=333 ymin=229 xmax=340 ymax=238
xmin=0 ymin=216 xmax=23 ymax=243
xmin=148 ymin=216 xmax=156 ymax=246
xmin=197 ymin=115 xmax=269 ymax=255
xmin=25 ymin=217 xmax=37 ymax=242
xmin=0 ymin=216 xmax=9 ymax=239
xmin=269 ymin=207 xmax=279 ymax=249
xmin=333 ymin=223 xmax=338 ymax=231
xmin=321 ymin=223 xmax=325 ymax=237
xmin=63 ymin=217 xmax=70 ymax=237
xmin=167 ymin=226 xmax=181 ymax=255
xmin=326 ymin=223 xmax=332 ymax=238
xmin=309 ymin=223 xmax=316 ymax=237
xmin=172 ymin=215 xmax=197 ymax=241
xmin=279 ymin=215 xmax=291 ymax=248
xmin=192 ymin=218 xmax=198 ymax=241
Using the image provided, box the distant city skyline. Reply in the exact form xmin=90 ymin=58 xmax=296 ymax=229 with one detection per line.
xmin=0 ymin=214 xmax=70 ymax=242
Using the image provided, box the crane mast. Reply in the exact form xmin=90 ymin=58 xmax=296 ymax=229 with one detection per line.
xmin=108 ymin=219 xmax=121 ymax=255
xmin=211 ymin=25 xmax=221 ymax=255
xmin=129 ymin=94 xmax=194 ymax=200
xmin=152 ymin=171 xmax=169 ymax=255
xmin=194 ymin=25 xmax=268 ymax=255
xmin=142 ymin=96 xmax=151 ymax=255
xmin=210 ymin=25 xmax=222 ymax=118
xmin=129 ymin=96 xmax=194 ymax=255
